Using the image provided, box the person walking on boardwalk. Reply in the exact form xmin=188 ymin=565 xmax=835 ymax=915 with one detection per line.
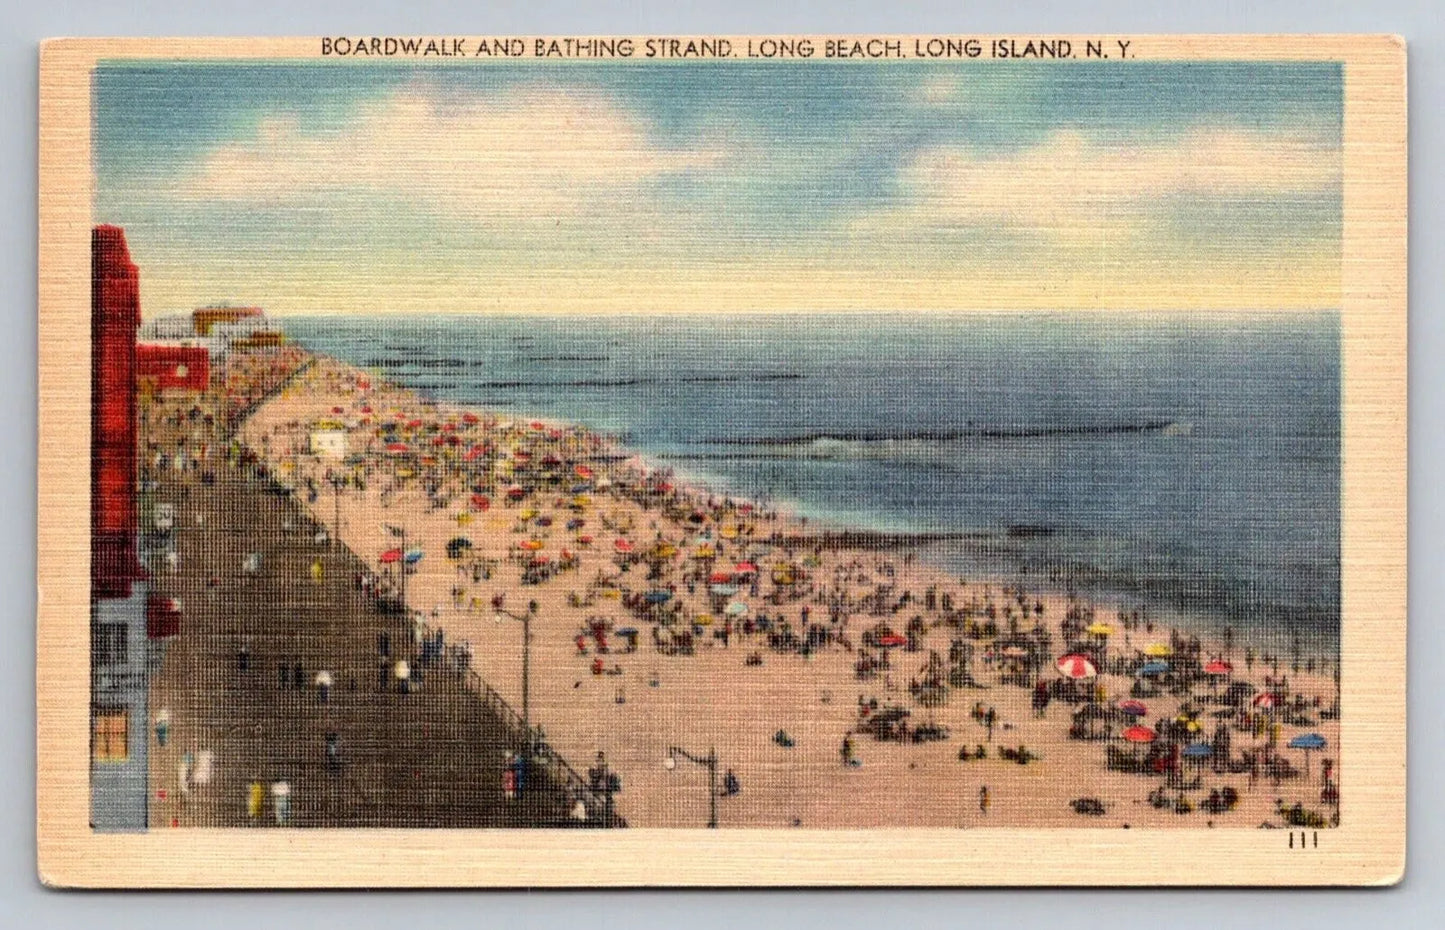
xmin=979 ymin=785 xmax=990 ymax=816
xmin=247 ymin=781 xmax=263 ymax=822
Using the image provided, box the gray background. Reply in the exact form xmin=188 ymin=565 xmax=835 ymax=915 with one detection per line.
xmin=4 ymin=0 xmax=1435 ymax=926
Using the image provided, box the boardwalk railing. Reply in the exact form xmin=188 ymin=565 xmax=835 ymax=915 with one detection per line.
xmin=416 ymin=616 xmax=625 ymax=828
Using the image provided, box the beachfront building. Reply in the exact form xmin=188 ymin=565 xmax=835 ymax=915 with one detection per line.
xmin=137 ymin=343 xmax=210 ymax=393
xmin=90 ymin=225 xmax=153 ymax=832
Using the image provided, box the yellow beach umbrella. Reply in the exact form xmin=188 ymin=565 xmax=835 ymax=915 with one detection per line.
xmin=1086 ymin=622 xmax=1116 ymax=637
xmin=696 ymin=614 xmax=714 ymax=626
xmin=520 ymin=507 xmax=538 ymax=520
xmin=1143 ymin=643 xmax=1173 ymax=658
xmin=520 ymin=539 xmax=544 ymax=551
xmin=693 ymin=545 xmax=716 ymax=559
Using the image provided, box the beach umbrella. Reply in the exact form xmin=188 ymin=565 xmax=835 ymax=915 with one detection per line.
xmin=1119 ymin=699 xmax=1149 ymax=717
xmin=1001 ymin=645 xmax=1029 ymax=659
xmin=462 ymin=412 xmax=479 ymax=425
xmin=566 ymin=518 xmax=585 ymax=530
xmin=1085 ymin=622 xmax=1115 ymax=637
xmin=725 ymin=601 xmax=749 ymax=617
xmin=1122 ymin=725 xmax=1157 ymax=744
xmin=616 ymin=627 xmax=638 ymax=637
xmin=470 ymin=494 xmax=490 ymax=511
xmin=446 ymin=537 xmax=474 ymax=559
xmin=386 ymin=442 xmax=409 ymax=454
xmin=1181 ymin=742 xmax=1212 ymax=761
xmin=614 ymin=538 xmax=634 ymax=554
xmin=878 ymin=633 xmax=909 ymax=648
xmin=575 ymin=464 xmax=595 ymax=480
xmin=710 ymin=583 xmax=740 ymax=596
xmin=403 ymin=548 xmax=425 ymax=564
xmin=693 ymin=545 xmax=716 ymax=559
xmin=577 ymin=535 xmax=594 ymax=545
xmin=1143 ymin=643 xmax=1173 ymax=658
xmin=734 ymin=561 xmax=759 ymax=575
xmin=1288 ymin=733 xmax=1327 ymax=781
xmin=520 ymin=539 xmax=544 ymax=552
xmin=709 ymin=572 xmax=734 ymax=585
xmin=1137 ymin=661 xmax=1171 ymax=677
xmin=379 ymin=548 xmax=403 ymax=564
xmin=1204 ymin=659 xmax=1234 ymax=676
xmin=1251 ymin=692 xmax=1279 ymax=710
xmin=1055 ymin=654 xmax=1098 ymax=680
xmin=645 ymin=590 xmax=673 ymax=604
xmin=695 ymin=614 xmax=714 ymax=626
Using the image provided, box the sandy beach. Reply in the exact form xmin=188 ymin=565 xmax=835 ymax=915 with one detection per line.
xmin=240 ymin=351 xmax=1342 ymax=830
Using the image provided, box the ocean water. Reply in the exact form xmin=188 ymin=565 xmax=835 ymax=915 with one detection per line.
xmin=285 ymin=312 xmax=1341 ymax=647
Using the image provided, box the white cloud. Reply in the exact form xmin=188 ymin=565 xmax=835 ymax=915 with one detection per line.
xmin=184 ymin=84 xmax=726 ymax=220
xmin=894 ymin=126 xmax=1340 ymax=232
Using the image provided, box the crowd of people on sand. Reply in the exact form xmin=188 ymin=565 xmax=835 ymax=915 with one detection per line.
xmin=234 ymin=350 xmax=1343 ymax=828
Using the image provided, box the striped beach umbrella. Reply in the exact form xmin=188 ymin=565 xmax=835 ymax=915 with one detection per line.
xmin=1055 ymin=654 xmax=1097 ymax=680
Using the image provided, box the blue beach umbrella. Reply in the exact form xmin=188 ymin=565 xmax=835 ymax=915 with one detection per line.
xmin=1137 ymin=661 xmax=1170 ymax=677
xmin=403 ymin=548 xmax=425 ymax=564
xmin=1288 ymin=732 xmax=1328 ymax=782
xmin=645 ymin=590 xmax=673 ymax=604
xmin=1181 ymin=742 xmax=1213 ymax=759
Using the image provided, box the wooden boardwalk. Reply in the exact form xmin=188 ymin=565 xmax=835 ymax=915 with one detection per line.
xmin=143 ymin=401 xmax=588 ymax=829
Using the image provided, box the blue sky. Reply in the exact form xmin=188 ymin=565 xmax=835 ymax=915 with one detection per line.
xmin=93 ymin=60 xmax=1343 ymax=314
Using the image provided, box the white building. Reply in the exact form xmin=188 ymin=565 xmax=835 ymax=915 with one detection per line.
xmin=310 ymin=429 xmax=348 ymax=460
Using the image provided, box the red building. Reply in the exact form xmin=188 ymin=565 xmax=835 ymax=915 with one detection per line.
xmin=137 ymin=343 xmax=210 ymax=392
xmin=91 ymin=225 xmax=144 ymax=600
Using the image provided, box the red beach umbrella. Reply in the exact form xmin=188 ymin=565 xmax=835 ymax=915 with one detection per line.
xmin=614 ymin=538 xmax=634 ymax=554
xmin=331 ymin=406 xmax=344 ymax=415
xmin=470 ymin=494 xmax=490 ymax=511
xmin=1251 ymin=692 xmax=1279 ymax=710
xmin=462 ymin=412 xmax=479 ymax=425
xmin=506 ymin=484 xmax=527 ymax=500
xmin=577 ymin=535 xmax=594 ymax=545
xmin=1055 ymin=654 xmax=1098 ymax=680
xmin=575 ymin=464 xmax=595 ymax=480
xmin=709 ymin=571 xmax=734 ymax=584
xmin=408 ymin=419 xmax=423 ymax=429
xmin=734 ymin=561 xmax=758 ymax=575
xmin=531 ymin=421 xmax=546 ymax=431
xmin=878 ymin=633 xmax=908 ymax=648
xmin=1122 ymin=725 xmax=1157 ymax=744
xmin=379 ymin=548 xmax=403 ymax=564
xmin=386 ymin=442 xmax=409 ymax=454
xmin=1204 ymin=659 xmax=1234 ymax=675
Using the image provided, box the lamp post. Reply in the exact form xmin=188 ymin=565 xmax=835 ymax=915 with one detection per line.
xmin=495 ymin=600 xmax=539 ymax=747
xmin=328 ymin=472 xmax=345 ymax=549
xmin=664 ymin=744 xmax=719 ymax=828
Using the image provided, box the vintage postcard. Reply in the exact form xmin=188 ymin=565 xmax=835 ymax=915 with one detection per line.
xmin=37 ymin=35 xmax=1406 ymax=886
